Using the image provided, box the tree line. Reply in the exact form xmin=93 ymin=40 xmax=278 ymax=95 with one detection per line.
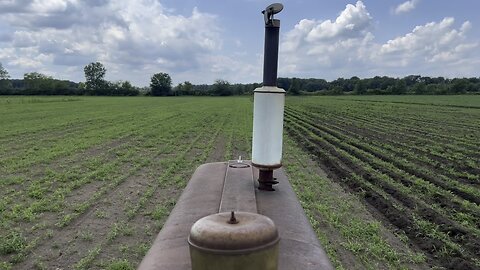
xmin=280 ymin=76 xmax=480 ymax=95
xmin=1 ymin=61 xmax=479 ymax=96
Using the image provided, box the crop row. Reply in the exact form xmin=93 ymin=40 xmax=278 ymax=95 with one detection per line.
xmin=1 ymin=97 xmax=248 ymax=269
xmin=285 ymin=122 xmax=479 ymax=269
xmin=1 ymin=112 xmax=210 ymax=263
xmin=299 ymin=104 xmax=480 ymax=159
xmin=285 ymin=112 xmax=480 ymax=230
xmin=289 ymin=105 xmax=480 ymax=175
xmin=329 ymin=98 xmax=480 ymax=130
xmin=285 ymin=112 xmax=480 ymax=223
xmin=285 ymin=107 xmax=480 ymax=203
xmin=70 ymin=112 xmax=230 ymax=269
xmin=284 ymin=98 xmax=480 ymax=269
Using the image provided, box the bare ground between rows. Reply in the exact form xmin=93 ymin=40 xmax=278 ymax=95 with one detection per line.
xmin=90 ymin=134 xmax=229 ymax=268
xmin=288 ymin=129 xmax=436 ymax=267
xmin=4 ymin=158 xmax=134 ymax=235
xmin=292 ymin=107 xmax=480 ymax=159
xmin=92 ymin=179 xmax=185 ymax=268
xmin=323 ymin=116 xmax=480 ymax=182
xmin=230 ymin=133 xmax=249 ymax=161
xmin=0 ymin=121 xmax=92 ymax=147
xmin=286 ymin=148 xmax=429 ymax=270
xmin=285 ymin=113 xmax=480 ymax=210
xmin=91 ymin=135 xmax=227 ymax=268
xmin=286 ymin=126 xmax=479 ymax=269
xmin=3 ymin=135 xmax=132 ymax=178
xmin=285 ymin=108 xmax=480 ymax=179
xmin=9 ymin=134 xmax=176 ymax=268
xmin=290 ymin=115 xmax=480 ymax=221
xmin=0 ymin=120 xmax=113 ymax=159
xmin=205 ymin=135 xmax=226 ymax=163
xmin=0 ymin=137 xmax=134 ymax=203
xmin=312 ymin=211 xmax=364 ymax=270
xmin=301 ymin=104 xmax=480 ymax=143
xmin=14 ymin=160 xmax=165 ymax=270
xmin=343 ymin=113 xmax=480 ymax=157
xmin=313 ymin=112 xmax=480 ymax=178
xmin=15 ymin=125 xmax=219 ymax=268
xmin=289 ymin=122 xmax=480 ymax=256
xmin=328 ymin=98 xmax=480 ymax=111
xmin=0 ymin=137 xmax=136 ymax=241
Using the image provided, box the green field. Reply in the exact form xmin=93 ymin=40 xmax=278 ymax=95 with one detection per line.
xmin=0 ymin=96 xmax=479 ymax=269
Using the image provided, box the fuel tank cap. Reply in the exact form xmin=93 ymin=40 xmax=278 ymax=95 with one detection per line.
xmin=188 ymin=211 xmax=279 ymax=253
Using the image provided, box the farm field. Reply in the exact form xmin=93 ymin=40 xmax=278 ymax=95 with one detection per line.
xmin=0 ymin=95 xmax=479 ymax=270
xmin=0 ymin=96 xmax=252 ymax=270
xmin=285 ymin=95 xmax=480 ymax=269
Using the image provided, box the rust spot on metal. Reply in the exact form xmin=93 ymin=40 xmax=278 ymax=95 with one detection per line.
xmin=258 ymin=169 xmax=278 ymax=191
xmin=251 ymin=162 xmax=282 ymax=169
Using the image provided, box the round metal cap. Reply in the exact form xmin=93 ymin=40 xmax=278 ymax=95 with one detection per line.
xmin=188 ymin=212 xmax=279 ymax=254
xmin=265 ymin=3 xmax=283 ymax=15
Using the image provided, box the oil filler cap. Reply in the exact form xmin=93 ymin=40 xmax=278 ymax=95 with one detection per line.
xmin=188 ymin=211 xmax=279 ymax=270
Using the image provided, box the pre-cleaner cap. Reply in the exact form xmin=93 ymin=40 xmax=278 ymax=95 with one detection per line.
xmin=188 ymin=211 xmax=279 ymax=254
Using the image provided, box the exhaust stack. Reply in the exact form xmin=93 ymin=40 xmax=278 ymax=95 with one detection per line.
xmin=252 ymin=3 xmax=285 ymax=191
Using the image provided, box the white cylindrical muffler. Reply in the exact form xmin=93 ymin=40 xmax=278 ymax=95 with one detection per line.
xmin=252 ymin=86 xmax=286 ymax=169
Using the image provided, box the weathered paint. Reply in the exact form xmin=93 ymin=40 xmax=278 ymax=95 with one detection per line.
xmin=138 ymin=161 xmax=333 ymax=270
xmin=188 ymin=211 xmax=279 ymax=270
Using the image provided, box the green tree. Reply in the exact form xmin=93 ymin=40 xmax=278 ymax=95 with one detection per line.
xmin=84 ymin=62 xmax=107 ymax=95
xmin=388 ymin=79 xmax=407 ymax=95
xmin=174 ymin=81 xmax=194 ymax=96
xmin=412 ymin=82 xmax=427 ymax=95
xmin=24 ymin=72 xmax=54 ymax=94
xmin=110 ymin=80 xmax=139 ymax=96
xmin=277 ymin=77 xmax=291 ymax=90
xmin=0 ymin=62 xmax=9 ymax=80
xmin=404 ymin=75 xmax=421 ymax=87
xmin=182 ymin=81 xmax=193 ymax=95
xmin=78 ymin=82 xmax=86 ymax=91
xmin=52 ymin=80 xmax=71 ymax=95
xmin=212 ymin=79 xmax=231 ymax=96
xmin=288 ymin=78 xmax=301 ymax=95
xmin=449 ymin=78 xmax=468 ymax=94
xmin=150 ymin=72 xmax=172 ymax=96
xmin=354 ymin=80 xmax=367 ymax=95
xmin=0 ymin=62 xmax=12 ymax=93
xmin=329 ymin=86 xmax=344 ymax=95
xmin=121 ymin=81 xmax=133 ymax=91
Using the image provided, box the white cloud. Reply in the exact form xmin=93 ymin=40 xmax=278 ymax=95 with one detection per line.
xmin=376 ymin=18 xmax=477 ymax=65
xmin=280 ymin=1 xmax=374 ymax=77
xmin=0 ymin=0 xmax=255 ymax=85
xmin=280 ymin=2 xmax=479 ymax=79
xmin=1 ymin=0 xmax=478 ymax=84
xmin=394 ymin=0 xmax=418 ymax=15
xmin=30 ymin=0 xmax=71 ymax=13
xmin=305 ymin=1 xmax=371 ymax=42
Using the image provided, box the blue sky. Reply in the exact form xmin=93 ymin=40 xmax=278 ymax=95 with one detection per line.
xmin=0 ymin=0 xmax=479 ymax=86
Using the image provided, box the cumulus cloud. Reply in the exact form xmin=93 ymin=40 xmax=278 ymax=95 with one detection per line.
xmin=1 ymin=0 xmax=478 ymax=84
xmin=394 ymin=0 xmax=418 ymax=15
xmin=280 ymin=1 xmax=479 ymax=79
xmin=375 ymin=18 xmax=477 ymax=66
xmin=0 ymin=0 xmax=257 ymax=84
xmin=305 ymin=1 xmax=371 ymax=42
xmin=280 ymin=1 xmax=374 ymax=77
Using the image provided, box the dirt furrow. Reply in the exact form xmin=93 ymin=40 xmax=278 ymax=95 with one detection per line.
xmin=285 ymin=123 xmax=479 ymax=269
